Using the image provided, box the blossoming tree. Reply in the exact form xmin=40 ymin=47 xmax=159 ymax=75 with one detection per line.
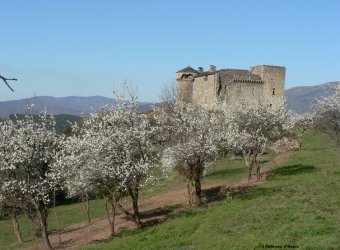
xmin=55 ymin=134 xmax=96 ymax=224
xmin=159 ymin=102 xmax=222 ymax=205
xmin=313 ymin=85 xmax=340 ymax=146
xmin=59 ymin=86 xmax=164 ymax=233
xmin=223 ymin=98 xmax=295 ymax=182
xmin=0 ymin=110 xmax=61 ymax=250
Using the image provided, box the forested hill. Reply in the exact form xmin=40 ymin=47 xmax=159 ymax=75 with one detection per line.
xmin=0 ymin=96 xmax=153 ymax=118
xmin=6 ymin=114 xmax=82 ymax=134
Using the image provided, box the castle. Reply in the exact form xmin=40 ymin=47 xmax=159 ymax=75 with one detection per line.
xmin=176 ymin=65 xmax=286 ymax=109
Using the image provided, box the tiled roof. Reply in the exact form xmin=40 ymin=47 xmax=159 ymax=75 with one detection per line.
xmin=176 ymin=66 xmax=199 ymax=73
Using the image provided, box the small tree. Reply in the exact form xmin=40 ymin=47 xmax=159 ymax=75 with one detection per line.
xmin=59 ymin=85 xmax=164 ymax=232
xmin=0 ymin=110 xmax=61 ymax=249
xmin=57 ymin=122 xmax=129 ymax=235
xmin=159 ymin=81 xmax=178 ymax=107
xmin=223 ymin=98 xmax=295 ymax=181
xmin=0 ymin=202 xmax=24 ymax=243
xmin=313 ymin=85 xmax=340 ymax=145
xmin=56 ymin=135 xmax=95 ymax=224
xmin=100 ymin=86 xmax=163 ymax=228
xmin=293 ymin=113 xmax=313 ymax=148
xmin=159 ymin=102 xmax=221 ymax=205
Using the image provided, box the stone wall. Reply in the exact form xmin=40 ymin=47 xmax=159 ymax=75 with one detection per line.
xmin=218 ymin=80 xmax=264 ymax=108
xmin=176 ymin=72 xmax=196 ymax=102
xmin=191 ymin=74 xmax=217 ymax=109
xmin=250 ymin=65 xmax=286 ymax=101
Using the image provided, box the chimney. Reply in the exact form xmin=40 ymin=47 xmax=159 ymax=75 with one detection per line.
xmin=210 ymin=65 xmax=216 ymax=72
xmin=198 ymin=67 xmax=204 ymax=73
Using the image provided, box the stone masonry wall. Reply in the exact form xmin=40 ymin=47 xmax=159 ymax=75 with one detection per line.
xmin=191 ymin=74 xmax=217 ymax=109
xmin=218 ymin=80 xmax=264 ymax=108
xmin=250 ymin=65 xmax=286 ymax=101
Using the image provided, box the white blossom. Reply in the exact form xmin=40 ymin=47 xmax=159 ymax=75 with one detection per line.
xmin=157 ymin=102 xmax=222 ymax=205
xmin=0 ymin=111 xmax=61 ymax=249
xmin=313 ymin=84 xmax=340 ymax=145
xmin=221 ymin=98 xmax=295 ymax=181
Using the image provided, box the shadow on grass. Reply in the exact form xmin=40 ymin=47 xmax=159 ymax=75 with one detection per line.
xmin=139 ymin=204 xmax=184 ymax=227
xmin=203 ymin=185 xmax=252 ymax=203
xmin=80 ymin=183 xmax=285 ymax=248
xmin=206 ymin=167 xmax=244 ymax=178
xmin=238 ymin=186 xmax=282 ymax=200
xmin=269 ymin=164 xmax=315 ymax=177
xmin=260 ymin=159 xmax=270 ymax=164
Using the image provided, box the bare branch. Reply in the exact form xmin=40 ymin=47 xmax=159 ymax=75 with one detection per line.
xmin=0 ymin=75 xmax=17 ymax=92
xmin=159 ymin=81 xmax=178 ymax=106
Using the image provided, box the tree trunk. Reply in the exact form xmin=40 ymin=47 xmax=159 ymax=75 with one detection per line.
xmin=110 ymin=199 xmax=116 ymax=236
xmin=256 ymin=165 xmax=261 ymax=181
xmin=255 ymin=157 xmax=261 ymax=181
xmin=187 ymin=180 xmax=192 ymax=206
xmin=10 ymin=213 xmax=23 ymax=244
xmin=83 ymin=196 xmax=91 ymax=223
xmin=105 ymin=197 xmax=114 ymax=236
xmin=128 ymin=187 xmax=142 ymax=228
xmin=53 ymin=190 xmax=62 ymax=244
xmin=247 ymin=159 xmax=254 ymax=183
xmin=193 ymin=178 xmax=202 ymax=205
xmin=244 ymin=152 xmax=253 ymax=183
xmin=37 ymin=207 xmax=52 ymax=250
xmin=105 ymin=195 xmax=117 ymax=236
xmin=116 ymin=202 xmax=135 ymax=221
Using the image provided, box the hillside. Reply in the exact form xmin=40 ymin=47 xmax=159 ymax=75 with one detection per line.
xmin=0 ymin=131 xmax=339 ymax=249
xmin=7 ymin=114 xmax=82 ymax=134
xmin=0 ymin=81 xmax=339 ymax=117
xmin=0 ymin=96 xmax=153 ymax=118
xmin=285 ymin=81 xmax=339 ymax=113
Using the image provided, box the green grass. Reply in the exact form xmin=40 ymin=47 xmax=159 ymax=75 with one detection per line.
xmin=143 ymin=150 xmax=275 ymax=197
xmin=0 ymin=148 xmax=253 ymax=249
xmin=204 ymin=150 xmax=275 ymax=185
xmin=1 ymin=131 xmax=339 ymax=249
xmin=0 ymin=198 xmax=109 ymax=249
xmin=82 ymin=131 xmax=340 ymax=250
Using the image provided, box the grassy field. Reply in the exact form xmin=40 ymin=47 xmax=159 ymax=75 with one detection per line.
xmin=82 ymin=131 xmax=340 ymax=250
xmin=0 ymin=198 xmax=108 ymax=249
xmin=0 ymin=138 xmax=257 ymax=249
xmin=0 ymin=131 xmax=339 ymax=249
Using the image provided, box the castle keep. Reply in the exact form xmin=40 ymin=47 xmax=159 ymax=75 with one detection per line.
xmin=176 ymin=65 xmax=286 ymax=109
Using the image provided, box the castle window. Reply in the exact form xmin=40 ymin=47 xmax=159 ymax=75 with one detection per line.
xmin=237 ymin=84 xmax=242 ymax=92
xmin=272 ymin=88 xmax=276 ymax=95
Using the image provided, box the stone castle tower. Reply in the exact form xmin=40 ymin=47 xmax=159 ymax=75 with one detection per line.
xmin=176 ymin=65 xmax=286 ymax=109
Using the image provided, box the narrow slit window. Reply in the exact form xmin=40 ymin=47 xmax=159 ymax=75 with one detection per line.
xmin=272 ymin=88 xmax=276 ymax=95
xmin=237 ymin=84 xmax=242 ymax=92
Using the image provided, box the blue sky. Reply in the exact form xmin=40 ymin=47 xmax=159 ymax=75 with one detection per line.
xmin=1 ymin=0 xmax=339 ymax=102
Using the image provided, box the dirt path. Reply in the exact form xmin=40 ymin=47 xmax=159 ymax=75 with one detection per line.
xmin=25 ymin=150 xmax=294 ymax=250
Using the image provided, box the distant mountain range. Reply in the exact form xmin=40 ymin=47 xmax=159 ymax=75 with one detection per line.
xmin=285 ymin=81 xmax=339 ymax=113
xmin=0 ymin=96 xmax=154 ymax=118
xmin=0 ymin=81 xmax=338 ymax=117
